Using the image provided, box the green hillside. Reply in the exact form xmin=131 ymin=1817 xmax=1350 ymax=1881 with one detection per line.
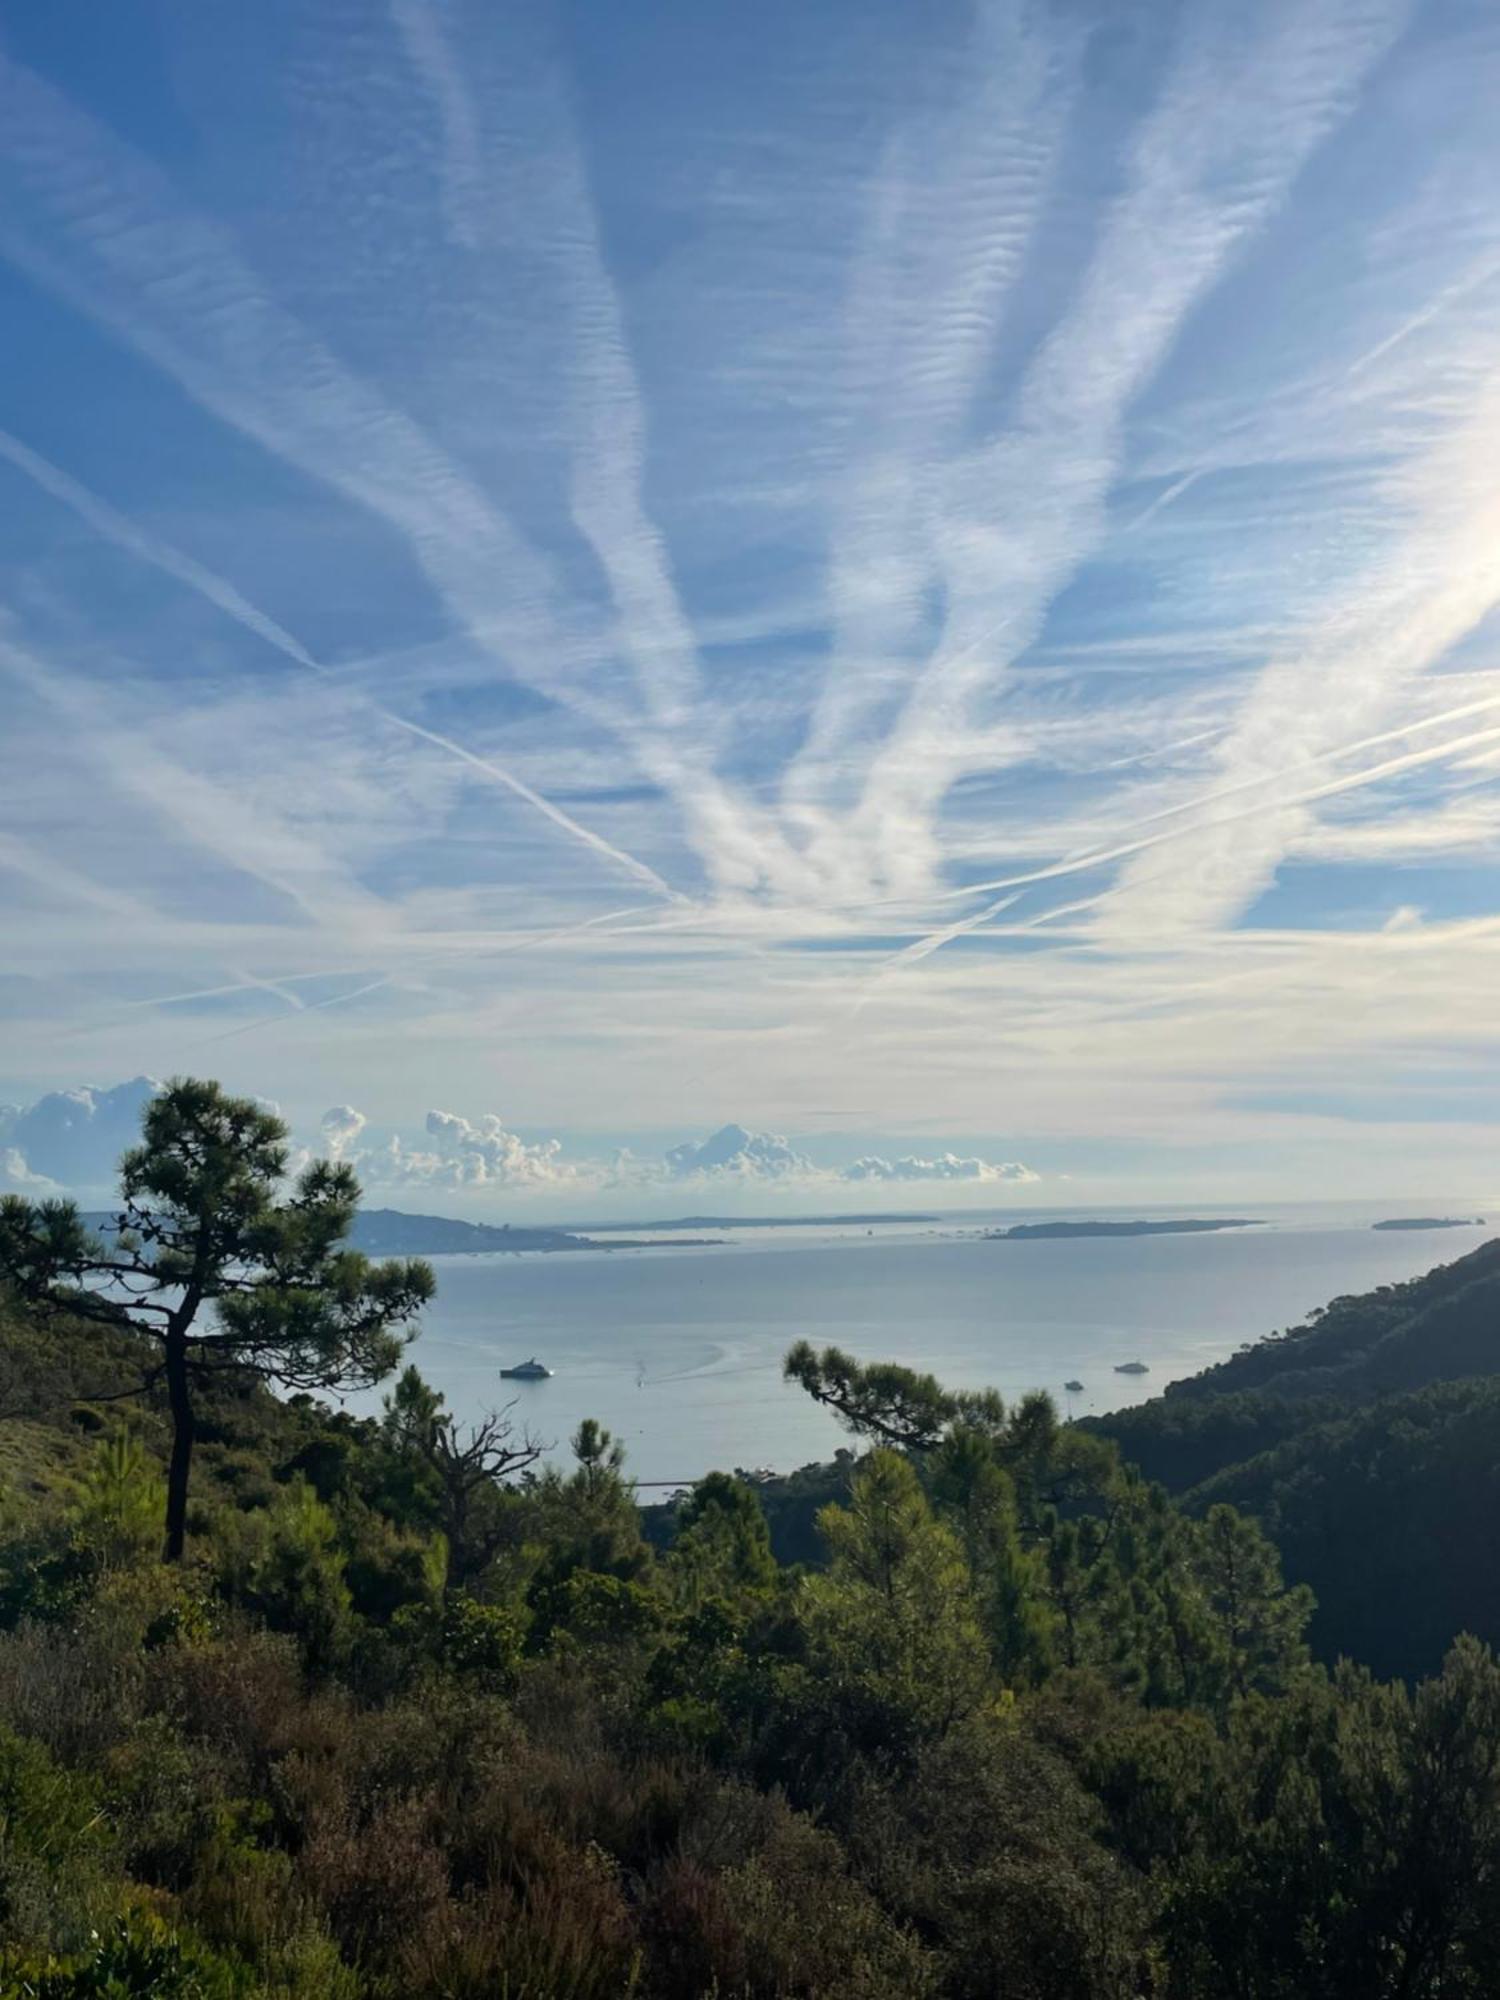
xmin=1187 ymin=1379 xmax=1500 ymax=1680
xmin=1163 ymin=1236 xmax=1500 ymax=1403
xmin=6 ymin=1095 xmax=1500 ymax=1998
xmin=1089 ymin=1236 xmax=1500 ymax=1678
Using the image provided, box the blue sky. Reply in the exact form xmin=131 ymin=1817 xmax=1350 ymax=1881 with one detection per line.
xmin=3 ymin=0 xmax=1500 ymax=1214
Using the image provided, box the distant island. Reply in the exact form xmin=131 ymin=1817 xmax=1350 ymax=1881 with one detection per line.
xmin=988 ymin=1217 xmax=1264 ymax=1241
xmin=1372 ymin=1216 xmax=1485 ymax=1233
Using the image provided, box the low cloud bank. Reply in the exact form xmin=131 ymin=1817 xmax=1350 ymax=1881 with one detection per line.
xmin=664 ymin=1123 xmax=811 ymax=1180
xmin=0 ymin=1081 xmax=1038 ymax=1200
xmin=349 ymin=1108 xmax=582 ymax=1190
xmin=663 ymin=1124 xmax=1037 ymax=1187
xmin=844 ymin=1153 xmax=1038 ymax=1184
xmin=329 ymin=1111 xmax=1039 ymax=1194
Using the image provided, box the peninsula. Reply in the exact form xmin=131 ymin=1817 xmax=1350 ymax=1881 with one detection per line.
xmin=348 ymin=1210 xmax=724 ymax=1255
xmin=81 ymin=1207 xmax=723 ymax=1258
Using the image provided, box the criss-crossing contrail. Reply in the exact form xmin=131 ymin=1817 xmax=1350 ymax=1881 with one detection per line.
xmin=0 ymin=424 xmax=681 ymax=905
xmin=929 ymin=718 xmax=1500 ymax=918
xmin=201 ymin=975 xmax=392 ymax=1045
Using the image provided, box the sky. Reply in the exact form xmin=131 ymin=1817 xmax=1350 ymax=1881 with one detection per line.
xmin=3 ymin=0 xmax=1500 ymax=1217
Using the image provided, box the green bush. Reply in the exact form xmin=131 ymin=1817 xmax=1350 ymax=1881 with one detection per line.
xmin=0 ymin=1728 xmax=115 ymax=1959
xmin=0 ymin=1912 xmax=246 ymax=1999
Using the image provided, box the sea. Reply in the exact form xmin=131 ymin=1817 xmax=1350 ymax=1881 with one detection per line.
xmin=355 ymin=1203 xmax=1493 ymax=1489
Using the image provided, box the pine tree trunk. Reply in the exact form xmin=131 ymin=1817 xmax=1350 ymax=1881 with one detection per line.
xmin=164 ymin=1329 xmax=194 ymax=1563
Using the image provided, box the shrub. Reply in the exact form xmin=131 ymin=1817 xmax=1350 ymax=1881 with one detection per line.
xmin=213 ymin=1486 xmax=352 ymax=1676
xmin=0 ymin=1911 xmax=246 ymax=1999
xmin=0 ymin=1727 xmax=116 ymax=1960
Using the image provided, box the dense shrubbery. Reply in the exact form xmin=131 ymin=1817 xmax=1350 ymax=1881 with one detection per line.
xmin=4 ymin=1297 xmax=1500 ymax=1997
xmin=5 ymin=1086 xmax=1500 ymax=1994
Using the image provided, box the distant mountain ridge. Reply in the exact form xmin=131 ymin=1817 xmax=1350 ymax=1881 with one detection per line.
xmin=79 ymin=1207 xmax=721 ymax=1256
xmin=349 ymin=1209 xmax=595 ymax=1254
xmin=990 ymin=1217 xmax=1263 ymax=1240
xmin=74 ymin=1202 xmax=948 ymax=1253
xmin=568 ymin=1211 xmax=940 ymax=1231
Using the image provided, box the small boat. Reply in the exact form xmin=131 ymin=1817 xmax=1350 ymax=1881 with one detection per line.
xmin=1114 ymin=1360 xmax=1149 ymax=1375
xmin=500 ymin=1357 xmax=552 ymax=1381
xmin=1064 ymin=1379 xmax=1085 ymax=1393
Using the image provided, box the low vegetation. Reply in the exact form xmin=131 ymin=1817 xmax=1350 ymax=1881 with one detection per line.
xmin=2 ymin=1081 xmax=1500 ymax=1996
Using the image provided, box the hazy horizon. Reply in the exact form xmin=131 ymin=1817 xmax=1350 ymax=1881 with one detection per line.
xmin=2 ymin=1071 xmax=1494 ymax=1228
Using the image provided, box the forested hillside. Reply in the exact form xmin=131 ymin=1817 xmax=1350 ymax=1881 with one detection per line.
xmin=1154 ymin=1236 xmax=1500 ymax=1406
xmin=5 ymin=1092 xmax=1500 ymax=1998
xmin=1189 ymin=1380 xmax=1500 ymax=1678
xmin=1091 ymin=1237 xmax=1500 ymax=1678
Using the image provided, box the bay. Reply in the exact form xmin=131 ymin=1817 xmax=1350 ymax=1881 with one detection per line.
xmin=350 ymin=1204 xmax=1494 ymax=1486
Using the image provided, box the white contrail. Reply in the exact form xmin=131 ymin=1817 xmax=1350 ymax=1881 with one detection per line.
xmin=850 ymin=0 xmax=1411 ymax=898
xmin=387 ymin=0 xmax=783 ymax=897
xmin=885 ymin=893 xmax=1022 ymax=969
xmin=202 ymin=975 xmax=392 ymax=1045
xmin=787 ymin=0 xmax=1076 ymax=827
xmin=0 ymin=425 xmax=680 ymax=902
xmin=850 ymin=893 xmax=1021 ymax=1015
xmin=945 ymin=683 xmax=1500 ymax=903
xmin=0 ymin=52 xmax=684 ymax=902
xmin=1346 ymin=253 xmax=1500 ymax=381
xmin=0 ymin=427 xmax=320 ymax=668
xmin=230 ymin=967 xmax=309 ymax=1013
xmin=870 ymin=886 xmax=1121 ymax=983
xmin=1119 ymin=467 xmax=1206 ymax=536
xmin=925 ymin=718 xmax=1500 ymax=919
xmin=1100 ymin=358 xmax=1500 ymax=938
xmin=0 ymin=635 xmax=387 ymax=936
xmin=125 ymin=969 xmax=364 ymax=1009
xmin=0 ymin=828 xmax=157 ymax=920
xmin=492 ymin=904 xmax=666 ymax=959
xmin=376 ymin=712 xmax=681 ymax=902
xmin=388 ymin=0 xmax=482 ymax=251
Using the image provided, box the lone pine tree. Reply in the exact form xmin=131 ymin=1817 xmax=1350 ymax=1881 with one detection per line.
xmin=0 ymin=1077 xmax=433 ymax=1560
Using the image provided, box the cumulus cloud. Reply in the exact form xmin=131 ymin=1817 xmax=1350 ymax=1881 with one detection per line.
xmin=341 ymin=1107 xmax=585 ymax=1190
xmin=842 ymin=1153 xmax=1038 ymax=1184
xmin=663 ymin=1123 xmax=811 ymax=1180
xmin=320 ymin=1105 xmax=367 ymax=1160
xmin=0 ymin=1076 xmax=160 ymax=1192
xmin=1 ymin=1083 xmax=1043 ymax=1203
xmin=660 ymin=1123 xmax=1039 ymax=1187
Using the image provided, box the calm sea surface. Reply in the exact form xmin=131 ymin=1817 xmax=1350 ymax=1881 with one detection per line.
xmin=359 ymin=1207 xmax=1493 ymax=1487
